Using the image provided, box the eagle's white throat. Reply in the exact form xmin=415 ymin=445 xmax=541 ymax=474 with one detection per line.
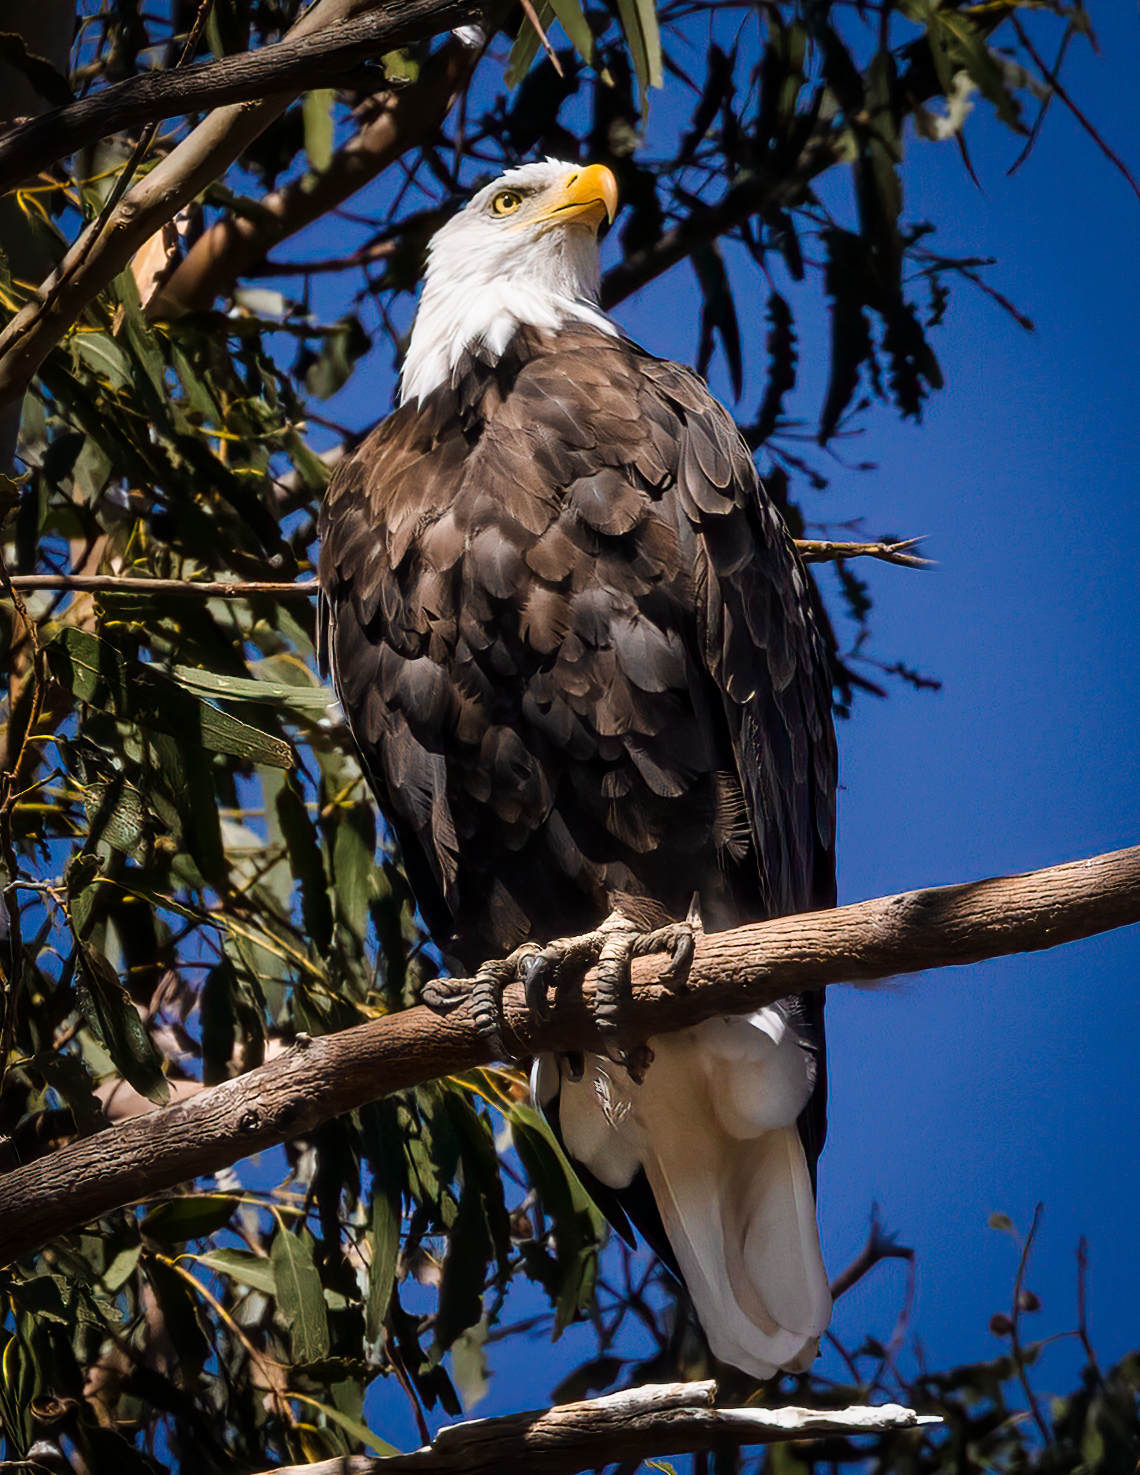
xmin=399 ymin=160 xmax=618 ymax=406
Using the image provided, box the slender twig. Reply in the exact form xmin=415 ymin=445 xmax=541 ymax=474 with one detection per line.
xmin=1010 ymin=15 xmax=1140 ymax=207
xmin=828 ymin=1205 xmax=913 ymax=1301
xmin=252 ymin=238 xmax=400 ymax=276
xmin=0 ymin=574 xmax=320 ymax=598
xmin=1075 ymin=1237 xmax=1103 ymax=1384
xmin=1010 ymin=1204 xmax=1052 ymax=1445
xmin=516 ymin=0 xmax=565 ymax=75
xmin=796 ymin=538 xmax=935 ymax=570
xmin=0 ymin=541 xmax=931 ymax=600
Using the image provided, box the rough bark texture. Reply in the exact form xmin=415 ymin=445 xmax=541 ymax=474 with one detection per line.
xmin=0 ymin=842 xmax=1137 ymax=1266
xmin=260 ymin=1384 xmax=938 ymax=1475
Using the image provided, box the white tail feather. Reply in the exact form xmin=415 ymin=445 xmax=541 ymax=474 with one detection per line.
xmin=544 ymin=1009 xmax=831 ymax=1380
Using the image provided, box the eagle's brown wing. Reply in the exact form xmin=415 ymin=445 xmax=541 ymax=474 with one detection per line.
xmin=318 ymin=322 xmax=834 ymax=962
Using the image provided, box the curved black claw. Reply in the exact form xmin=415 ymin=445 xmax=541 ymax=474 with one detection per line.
xmin=561 ymin=1050 xmax=586 ymax=1082
xmin=635 ymin=919 xmax=696 ymax=990
xmin=593 ymin=916 xmax=636 ymax=1064
xmin=521 ymin=951 xmax=556 ymax=1020
xmin=471 ymin=966 xmax=511 ymax=1062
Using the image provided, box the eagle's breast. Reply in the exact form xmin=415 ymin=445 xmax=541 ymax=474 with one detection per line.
xmin=319 ymin=322 xmax=834 ymax=970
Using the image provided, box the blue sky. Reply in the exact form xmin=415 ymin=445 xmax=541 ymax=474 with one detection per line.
xmin=273 ymin=4 xmax=1139 ymax=1438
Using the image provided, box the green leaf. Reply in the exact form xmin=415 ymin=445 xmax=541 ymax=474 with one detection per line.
xmin=450 ymin=1320 xmax=490 ymax=1408
xmin=299 ymin=1398 xmax=401 ymax=1457
xmin=614 ymin=0 xmax=663 ymax=93
xmin=75 ymin=944 xmax=169 ymax=1103
xmin=147 ymin=731 xmax=228 ymax=888
xmin=102 ymin=1242 xmax=142 ymax=1291
xmin=46 ymin=630 xmax=293 ymax=768
xmin=329 ymin=801 xmax=375 ymax=946
xmin=171 ymin=664 xmax=335 ymax=711
xmin=82 ymin=772 xmax=154 ymax=860
xmin=195 ymin=1248 xmax=278 ymax=1296
xmin=546 ymin=0 xmax=595 ymax=68
xmin=141 ymin=1195 xmax=238 ymax=1245
xmin=146 ymin=1257 xmax=211 ymax=1381
xmin=505 ymin=3 xmax=554 ymax=89
xmin=303 ymin=88 xmax=336 ymax=173
xmin=509 ymin=1102 xmax=604 ymax=1332
xmin=360 ymin=1100 xmax=407 ymax=1341
xmin=275 ymin=773 xmax=334 ymax=953
xmin=271 ymin=1227 xmax=330 ymax=1364
xmin=304 ymin=315 xmax=371 ymax=400
xmin=989 ymin=1211 xmax=1015 ymax=1233
xmin=434 ymin=1173 xmax=492 ymax=1353
xmin=9 ymin=1274 xmax=70 ymax=1325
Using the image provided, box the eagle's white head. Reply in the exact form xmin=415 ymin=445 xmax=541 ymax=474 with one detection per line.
xmin=399 ymin=159 xmax=620 ymax=405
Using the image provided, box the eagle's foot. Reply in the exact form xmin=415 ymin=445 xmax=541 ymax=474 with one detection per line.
xmin=470 ymin=943 xmax=542 ymax=1061
xmin=521 ymin=905 xmax=698 ymax=1081
xmin=420 ymin=945 xmax=542 ymax=1062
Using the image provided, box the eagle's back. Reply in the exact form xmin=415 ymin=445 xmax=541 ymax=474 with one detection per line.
xmin=318 ymin=323 xmax=835 ymax=970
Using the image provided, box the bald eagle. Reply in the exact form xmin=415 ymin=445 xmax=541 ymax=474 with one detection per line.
xmin=318 ymin=160 xmax=837 ymax=1379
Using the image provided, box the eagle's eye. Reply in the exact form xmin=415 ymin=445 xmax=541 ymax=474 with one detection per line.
xmin=491 ymin=190 xmax=523 ymax=217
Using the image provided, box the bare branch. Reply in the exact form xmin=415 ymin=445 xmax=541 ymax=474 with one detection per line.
xmin=1 ymin=842 xmax=1138 ymax=1266
xmin=0 ymin=0 xmax=474 ymax=411
xmin=0 ymin=0 xmax=479 ymax=198
xmin=149 ymin=29 xmax=484 ymax=317
xmin=256 ymin=1383 xmax=939 ymax=1475
xmin=796 ymin=538 xmax=936 ymax=570
xmin=829 ymin=1206 xmax=914 ymax=1302
xmin=1010 ymin=15 xmax=1140 ymax=208
xmin=0 ymin=540 xmax=929 ymax=600
xmin=1 ymin=574 xmax=321 ymax=598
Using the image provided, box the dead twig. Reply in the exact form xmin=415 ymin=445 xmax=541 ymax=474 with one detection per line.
xmin=0 ymin=574 xmax=320 ymax=599
xmin=796 ymin=538 xmax=935 ymax=570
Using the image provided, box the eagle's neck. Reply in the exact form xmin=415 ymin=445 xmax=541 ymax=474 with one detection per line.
xmin=399 ymin=242 xmax=617 ymax=406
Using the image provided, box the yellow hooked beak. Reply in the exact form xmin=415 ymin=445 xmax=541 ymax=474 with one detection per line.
xmin=535 ymin=164 xmax=619 ymax=232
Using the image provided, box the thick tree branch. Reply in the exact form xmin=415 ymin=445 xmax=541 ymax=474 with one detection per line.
xmin=148 ymin=29 xmax=484 ymax=318
xmin=0 ymin=843 xmax=1137 ymax=1266
xmin=0 ymin=0 xmax=479 ymax=198
xmin=0 ymin=541 xmax=928 ymax=600
xmin=0 ymin=0 xmax=473 ymax=411
xmin=258 ymin=1383 xmax=939 ymax=1475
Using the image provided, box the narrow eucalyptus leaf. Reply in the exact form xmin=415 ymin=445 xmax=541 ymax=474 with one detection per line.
xmin=271 ymin=1228 xmax=330 ymax=1364
xmin=46 ymin=630 xmax=293 ymax=768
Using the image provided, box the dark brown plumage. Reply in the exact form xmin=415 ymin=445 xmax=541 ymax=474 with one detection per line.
xmin=317 ymin=160 xmax=837 ymax=1377
xmin=319 ymin=323 xmax=835 ymax=961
